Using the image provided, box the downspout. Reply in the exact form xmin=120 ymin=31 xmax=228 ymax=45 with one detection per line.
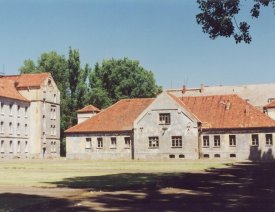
xmin=198 ymin=122 xmax=202 ymax=159
xmin=131 ymin=129 xmax=135 ymax=160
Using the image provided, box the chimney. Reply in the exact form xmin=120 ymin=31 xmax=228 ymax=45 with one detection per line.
xmin=182 ymin=85 xmax=186 ymax=94
xmin=200 ymin=84 xmax=204 ymax=93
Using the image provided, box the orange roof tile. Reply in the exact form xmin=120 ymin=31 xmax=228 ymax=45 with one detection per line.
xmin=0 ymin=78 xmax=29 ymax=102
xmin=264 ymin=100 xmax=275 ymax=109
xmin=77 ymin=105 xmax=101 ymax=113
xmin=179 ymin=94 xmax=275 ymax=129
xmin=3 ymin=73 xmax=50 ymax=88
xmin=66 ymin=98 xmax=155 ymax=133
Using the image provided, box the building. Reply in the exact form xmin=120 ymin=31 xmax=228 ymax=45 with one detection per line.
xmin=0 ymin=73 xmax=60 ymax=158
xmin=66 ymin=91 xmax=275 ymax=160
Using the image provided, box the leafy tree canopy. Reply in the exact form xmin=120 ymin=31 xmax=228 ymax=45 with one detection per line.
xmin=87 ymin=58 xmax=162 ymax=109
xmin=196 ymin=0 xmax=275 ymax=44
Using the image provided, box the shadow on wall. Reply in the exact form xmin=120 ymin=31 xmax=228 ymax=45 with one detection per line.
xmin=249 ymin=146 xmax=274 ymax=161
xmin=46 ymin=162 xmax=275 ymax=211
xmin=0 ymin=193 xmax=90 ymax=211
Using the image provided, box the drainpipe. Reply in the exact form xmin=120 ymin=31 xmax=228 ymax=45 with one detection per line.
xmin=198 ymin=122 xmax=202 ymax=159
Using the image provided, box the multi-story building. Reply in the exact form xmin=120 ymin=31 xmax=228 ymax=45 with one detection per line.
xmin=0 ymin=73 xmax=60 ymax=158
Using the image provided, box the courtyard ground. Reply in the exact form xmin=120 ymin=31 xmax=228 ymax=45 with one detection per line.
xmin=0 ymin=159 xmax=275 ymax=211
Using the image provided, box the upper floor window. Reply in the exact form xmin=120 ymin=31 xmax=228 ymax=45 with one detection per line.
xmin=159 ymin=113 xmax=170 ymax=125
xmin=252 ymin=134 xmax=259 ymax=146
xmin=25 ymin=124 xmax=28 ymax=135
xmin=9 ymin=122 xmax=12 ymax=134
xmin=0 ymin=121 xmax=3 ymax=134
xmin=172 ymin=136 xmax=182 ymax=148
xmin=0 ymin=102 xmax=4 ymax=114
xmin=265 ymin=134 xmax=273 ymax=146
xmin=9 ymin=104 xmax=13 ymax=115
xmin=229 ymin=135 xmax=236 ymax=146
xmin=17 ymin=123 xmax=20 ymax=135
xmin=149 ymin=136 xmax=159 ymax=148
xmin=124 ymin=137 xmax=131 ymax=148
xmin=214 ymin=135 xmax=221 ymax=147
xmin=97 ymin=138 xmax=103 ymax=148
xmin=17 ymin=105 xmax=20 ymax=117
xmin=203 ymin=136 xmax=209 ymax=147
xmin=54 ymin=94 xmax=57 ymax=103
xmin=85 ymin=138 xmax=91 ymax=149
xmin=25 ymin=107 xmax=28 ymax=117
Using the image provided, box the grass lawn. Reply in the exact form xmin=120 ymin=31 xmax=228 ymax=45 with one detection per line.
xmin=1 ymin=159 xmax=275 ymax=211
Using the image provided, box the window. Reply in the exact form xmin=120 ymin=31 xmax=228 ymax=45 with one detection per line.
xmin=9 ymin=140 xmax=13 ymax=153
xmin=214 ymin=154 xmax=220 ymax=158
xmin=124 ymin=137 xmax=131 ymax=148
xmin=251 ymin=134 xmax=259 ymax=146
xmin=159 ymin=113 xmax=171 ymax=125
xmin=25 ymin=141 xmax=28 ymax=153
xmin=214 ymin=135 xmax=221 ymax=147
xmin=17 ymin=105 xmax=20 ymax=117
xmin=53 ymin=142 xmax=56 ymax=153
xmin=1 ymin=102 xmax=3 ymax=114
xmin=1 ymin=140 xmax=4 ymax=153
xmin=230 ymin=154 xmax=236 ymax=158
xmin=172 ymin=136 xmax=182 ymax=148
xmin=169 ymin=154 xmax=175 ymax=158
xmin=85 ymin=138 xmax=91 ymax=149
xmin=25 ymin=124 xmax=28 ymax=135
xmin=265 ymin=134 xmax=273 ymax=146
xmin=54 ymin=94 xmax=57 ymax=103
xmin=25 ymin=107 xmax=28 ymax=117
xmin=179 ymin=154 xmax=185 ymax=158
xmin=53 ymin=125 xmax=56 ymax=135
xmin=203 ymin=136 xmax=209 ymax=147
xmin=9 ymin=104 xmax=13 ymax=115
xmin=203 ymin=154 xmax=209 ymax=158
xmin=17 ymin=141 xmax=20 ymax=153
xmin=149 ymin=137 xmax=159 ymax=148
xmin=97 ymin=138 xmax=103 ymax=148
xmin=9 ymin=122 xmax=12 ymax=134
xmin=110 ymin=137 xmax=117 ymax=148
xmin=0 ymin=121 xmax=3 ymax=133
xmin=229 ymin=135 xmax=236 ymax=146
xmin=17 ymin=123 xmax=20 ymax=135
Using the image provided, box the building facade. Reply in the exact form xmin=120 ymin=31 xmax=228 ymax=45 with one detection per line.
xmin=0 ymin=73 xmax=60 ymax=159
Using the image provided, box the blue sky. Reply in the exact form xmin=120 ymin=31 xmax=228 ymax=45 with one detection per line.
xmin=0 ymin=0 xmax=274 ymax=89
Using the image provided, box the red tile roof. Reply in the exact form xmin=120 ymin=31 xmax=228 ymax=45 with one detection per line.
xmin=3 ymin=73 xmax=50 ymax=88
xmin=77 ymin=105 xmax=101 ymax=113
xmin=0 ymin=78 xmax=29 ymax=102
xmin=264 ymin=100 xmax=275 ymax=109
xmin=66 ymin=98 xmax=155 ymax=133
xmin=179 ymin=94 xmax=275 ymax=129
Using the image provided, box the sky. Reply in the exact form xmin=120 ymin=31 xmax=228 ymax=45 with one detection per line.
xmin=0 ymin=0 xmax=274 ymax=89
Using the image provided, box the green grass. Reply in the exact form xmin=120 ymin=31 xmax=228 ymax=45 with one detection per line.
xmin=0 ymin=159 xmax=228 ymax=187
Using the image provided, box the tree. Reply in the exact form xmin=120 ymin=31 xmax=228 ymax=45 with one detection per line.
xmin=196 ymin=0 xmax=275 ymax=44
xmin=87 ymin=58 xmax=162 ymax=109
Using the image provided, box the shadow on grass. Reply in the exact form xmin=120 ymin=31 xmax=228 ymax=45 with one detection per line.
xmin=0 ymin=193 xmax=91 ymax=212
xmin=48 ymin=162 xmax=275 ymax=211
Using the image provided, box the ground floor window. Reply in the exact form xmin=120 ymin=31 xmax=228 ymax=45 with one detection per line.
xmin=179 ymin=154 xmax=185 ymax=158
xmin=25 ymin=141 xmax=28 ymax=153
xmin=171 ymin=136 xmax=182 ymax=148
xmin=110 ymin=137 xmax=117 ymax=148
xmin=97 ymin=138 xmax=103 ymax=148
xmin=9 ymin=140 xmax=13 ymax=153
xmin=214 ymin=135 xmax=220 ymax=147
xmin=0 ymin=140 xmax=4 ymax=153
xmin=251 ymin=134 xmax=259 ymax=146
xmin=203 ymin=136 xmax=209 ymax=147
xmin=149 ymin=137 xmax=159 ymax=148
xmin=124 ymin=137 xmax=131 ymax=149
xmin=265 ymin=134 xmax=273 ymax=146
xmin=85 ymin=138 xmax=92 ymax=149
xmin=17 ymin=141 xmax=20 ymax=153
xmin=229 ymin=135 xmax=236 ymax=146
xmin=169 ymin=154 xmax=175 ymax=158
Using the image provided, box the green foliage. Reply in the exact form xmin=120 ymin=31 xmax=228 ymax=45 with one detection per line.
xmin=196 ymin=0 xmax=275 ymax=44
xmin=87 ymin=58 xmax=162 ymax=108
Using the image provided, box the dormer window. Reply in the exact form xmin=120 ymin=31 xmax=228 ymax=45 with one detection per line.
xmin=159 ymin=113 xmax=170 ymax=125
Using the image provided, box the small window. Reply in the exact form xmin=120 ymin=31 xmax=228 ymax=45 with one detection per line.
xmin=54 ymin=94 xmax=57 ymax=103
xmin=149 ymin=137 xmax=159 ymax=148
xmin=169 ymin=154 xmax=175 ymax=158
xmin=203 ymin=136 xmax=209 ymax=147
xmin=0 ymin=121 xmax=4 ymax=133
xmin=25 ymin=107 xmax=28 ymax=117
xmin=97 ymin=138 xmax=103 ymax=148
xmin=0 ymin=103 xmax=3 ymax=113
xmin=159 ymin=113 xmax=171 ymax=125
xmin=251 ymin=134 xmax=259 ymax=146
xmin=9 ymin=122 xmax=12 ymax=134
xmin=214 ymin=135 xmax=220 ymax=147
xmin=9 ymin=104 xmax=13 ymax=115
xmin=214 ymin=154 xmax=220 ymax=158
xmin=17 ymin=141 xmax=20 ymax=153
xmin=9 ymin=140 xmax=13 ymax=153
xmin=85 ymin=138 xmax=92 ymax=149
xmin=230 ymin=154 xmax=236 ymax=158
xmin=179 ymin=154 xmax=185 ymax=158
xmin=110 ymin=137 xmax=117 ymax=148
xmin=25 ymin=141 xmax=28 ymax=153
xmin=124 ymin=137 xmax=131 ymax=148
xmin=229 ymin=135 xmax=236 ymax=146
xmin=25 ymin=124 xmax=28 ymax=135
xmin=172 ymin=136 xmax=182 ymax=148
xmin=1 ymin=140 xmax=4 ymax=153
xmin=265 ymin=134 xmax=273 ymax=146
xmin=17 ymin=105 xmax=20 ymax=117
xmin=203 ymin=154 xmax=209 ymax=158
xmin=17 ymin=123 xmax=20 ymax=135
